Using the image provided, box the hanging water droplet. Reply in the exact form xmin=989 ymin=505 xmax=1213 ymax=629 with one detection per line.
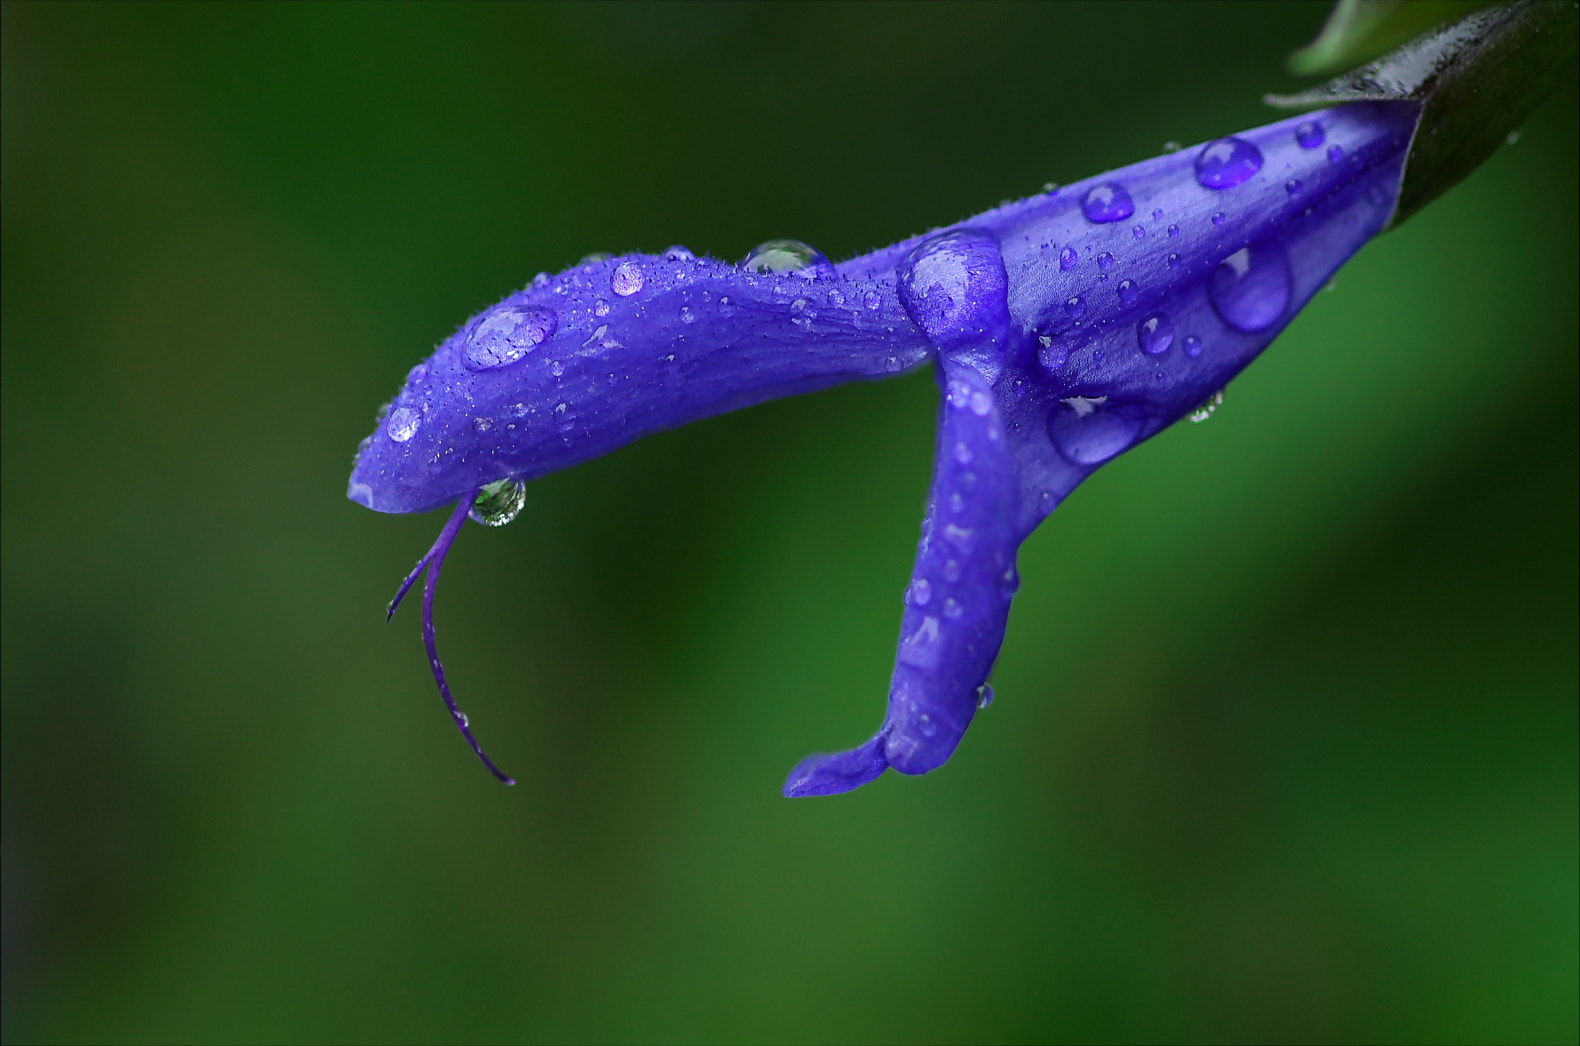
xmin=1327 ymin=144 xmax=1344 ymax=163
xmin=470 ymin=477 xmax=527 ymax=526
xmin=1043 ymin=181 xmax=1060 ymax=193
xmin=1195 ymin=136 xmax=1263 ymax=189
xmin=1207 ymin=242 xmax=1292 ymax=332
xmin=1183 ymin=335 xmax=1203 ymax=357
xmin=1081 ymin=182 xmax=1134 ymax=223
xmin=1047 ymin=397 xmax=1145 ymax=466
xmin=463 ymin=306 xmax=557 ymax=371
xmin=1296 ymin=120 xmax=1324 ymax=148
xmin=1097 ymin=251 xmax=1115 ymax=270
xmin=611 ymin=260 xmax=645 ymax=297
xmin=1189 ymin=389 xmax=1224 ymax=423
xmin=1137 ymin=313 xmax=1173 ymax=354
xmin=975 ymin=683 xmax=995 ymax=709
xmin=1064 ymin=296 xmax=1085 ymax=318
xmin=1161 ymin=141 xmax=1183 ymax=154
xmin=1285 ymin=178 xmax=1303 ymax=196
xmin=386 ymin=407 xmax=420 ymax=443
xmin=665 ymin=245 xmax=695 ymax=262
xmin=1117 ymin=279 xmax=1139 ymax=305
xmin=741 ymin=239 xmax=836 ymax=279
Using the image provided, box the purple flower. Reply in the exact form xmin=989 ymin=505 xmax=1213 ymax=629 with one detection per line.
xmin=350 ymin=102 xmax=1417 ymax=794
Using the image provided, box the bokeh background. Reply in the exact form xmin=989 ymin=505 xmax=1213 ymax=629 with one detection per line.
xmin=3 ymin=2 xmax=1575 ymax=1042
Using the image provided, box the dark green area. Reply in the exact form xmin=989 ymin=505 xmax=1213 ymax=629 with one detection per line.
xmin=2 ymin=2 xmax=1574 ymax=1042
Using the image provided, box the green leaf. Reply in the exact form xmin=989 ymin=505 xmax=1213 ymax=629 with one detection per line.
xmin=1289 ymin=0 xmax=1501 ymax=76
xmin=1269 ymin=0 xmax=1578 ymax=229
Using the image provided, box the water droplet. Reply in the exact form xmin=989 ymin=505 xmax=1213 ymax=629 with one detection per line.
xmin=1038 ymin=490 xmax=1057 ymax=514
xmin=386 ymin=407 xmax=420 ymax=443
xmin=665 ymin=245 xmax=695 ymax=262
xmin=1167 ymin=224 xmax=1180 ymax=239
xmin=1166 ymin=253 xmax=1181 ymax=269
xmin=454 ymin=711 xmax=470 ymax=728
xmin=741 ymin=238 xmax=836 ymax=279
xmin=897 ymin=228 xmax=1009 ymax=352
xmin=998 ymin=567 xmax=1019 ymax=597
xmin=680 ymin=305 xmax=696 ymax=324
xmin=1505 ymin=128 xmax=1522 ymax=145
xmin=578 ymin=251 xmax=613 ymax=266
xmin=549 ymin=360 xmax=564 ymax=377
xmin=1207 ymin=241 xmax=1292 ymax=332
xmin=975 ymin=683 xmax=995 ymax=709
xmin=863 ymin=290 xmax=881 ymax=310
xmin=1133 ymin=225 xmax=1146 ymax=240
xmin=1047 ymin=397 xmax=1145 ymax=466
xmin=909 ymin=577 xmax=933 ymax=606
xmin=1081 ymin=182 xmax=1134 ymax=223
xmin=952 ymin=441 xmax=973 ymax=465
xmin=1327 ymin=144 xmax=1344 ymax=163
xmin=942 ymin=559 xmax=962 ymax=583
xmin=463 ymin=306 xmax=557 ymax=371
xmin=472 ymin=416 xmax=493 ymax=434
xmin=1195 ymin=136 xmax=1263 ymax=189
xmin=1285 ymin=177 xmax=1303 ymax=196
xmin=791 ymin=298 xmax=809 ymax=312
xmin=1097 ymin=251 xmax=1115 ymax=270
xmin=969 ymin=390 xmax=992 ymax=416
xmin=1064 ymin=296 xmax=1085 ymax=318
xmin=1038 ymin=334 xmax=1069 ymax=371
xmin=533 ymin=272 xmax=551 ymax=287
xmin=918 ymin=714 xmax=938 ymax=738
xmin=1059 ymin=246 xmax=1079 ymax=271
xmin=943 ymin=597 xmax=963 ymax=619
xmin=1296 ymin=120 xmax=1324 ymax=148
xmin=611 ymin=260 xmax=645 ymax=297
xmin=593 ymin=299 xmax=611 ymax=316
xmin=470 ymin=477 xmax=527 ymax=526
xmin=1137 ymin=313 xmax=1173 ymax=354
xmin=1161 ymin=141 xmax=1183 ymax=154
xmin=1211 ymin=212 xmax=1227 ymax=226
xmin=1189 ymin=389 xmax=1224 ymax=423
xmin=949 ymin=492 xmax=965 ymax=514
xmin=1117 ymin=279 xmax=1139 ymax=305
xmin=1151 ymin=208 xmax=1165 ymax=220
xmin=1183 ymin=335 xmax=1203 ymax=357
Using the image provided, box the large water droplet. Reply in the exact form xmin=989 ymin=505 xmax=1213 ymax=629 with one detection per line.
xmin=386 ymin=406 xmax=420 ymax=443
xmin=1081 ymin=182 xmax=1134 ymax=223
xmin=1137 ymin=313 xmax=1173 ymax=354
xmin=471 ymin=478 xmax=527 ymax=525
xmin=611 ymin=260 xmax=645 ymax=297
xmin=1046 ymin=397 xmax=1145 ymax=466
xmin=1207 ymin=242 xmax=1293 ymax=332
xmin=1195 ymin=136 xmax=1263 ymax=189
xmin=897 ymin=228 xmax=1008 ymax=351
xmin=741 ymin=239 xmax=836 ymax=280
xmin=463 ymin=306 xmax=557 ymax=371
xmin=1296 ymin=120 xmax=1324 ymax=149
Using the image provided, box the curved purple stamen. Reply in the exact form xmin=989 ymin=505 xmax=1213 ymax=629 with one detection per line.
xmin=396 ymin=495 xmax=517 ymax=785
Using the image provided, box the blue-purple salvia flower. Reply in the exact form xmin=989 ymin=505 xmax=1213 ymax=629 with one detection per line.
xmin=351 ymin=101 xmax=1417 ymax=794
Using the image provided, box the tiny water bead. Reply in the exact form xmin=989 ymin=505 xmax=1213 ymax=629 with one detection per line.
xmin=1189 ymin=390 xmax=1224 ymax=423
xmin=1081 ymin=182 xmax=1134 ymax=223
xmin=664 ymin=245 xmax=695 ymax=262
xmin=975 ymin=684 xmax=995 ymax=709
xmin=1046 ymin=397 xmax=1145 ymax=466
xmin=1183 ymin=334 xmax=1203 ymax=357
xmin=578 ymin=251 xmax=613 ymax=266
xmin=1296 ymin=120 xmax=1325 ymax=148
xmin=1211 ymin=212 xmax=1226 ymax=226
xmin=1285 ymin=178 xmax=1303 ymax=196
xmin=1207 ymin=242 xmax=1293 ymax=332
xmin=611 ymin=260 xmax=645 ymax=297
xmin=1151 ymin=208 xmax=1165 ymax=220
xmin=1167 ymin=224 xmax=1180 ymax=239
xmin=1059 ymin=246 xmax=1079 ymax=271
xmin=1038 ymin=334 xmax=1069 ymax=371
xmin=1137 ymin=313 xmax=1174 ymax=354
xmin=386 ymin=406 xmax=420 ymax=443
xmin=1097 ymin=252 xmax=1115 ymax=270
xmin=1166 ymin=253 xmax=1182 ymax=269
xmin=1064 ymin=296 xmax=1085 ymax=318
xmin=594 ymin=299 xmax=611 ymax=316
xmin=470 ymin=478 xmax=527 ymax=526
xmin=1327 ymin=144 xmax=1344 ymax=163
xmin=463 ymin=306 xmax=557 ymax=371
xmin=1194 ymin=136 xmax=1263 ymax=189
xmin=1117 ymin=279 xmax=1139 ymax=305
xmin=863 ymin=290 xmax=881 ymax=310
xmin=1133 ymin=226 xmax=1146 ymax=240
xmin=741 ymin=238 xmax=837 ymax=280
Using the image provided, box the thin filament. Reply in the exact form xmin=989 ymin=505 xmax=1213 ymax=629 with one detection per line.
xmin=419 ymin=496 xmax=517 ymax=785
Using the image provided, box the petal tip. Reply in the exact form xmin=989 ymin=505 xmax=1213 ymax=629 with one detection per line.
xmin=782 ymin=736 xmax=888 ymax=798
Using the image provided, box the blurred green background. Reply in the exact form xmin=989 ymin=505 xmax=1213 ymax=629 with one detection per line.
xmin=2 ymin=2 xmax=1575 ymax=1042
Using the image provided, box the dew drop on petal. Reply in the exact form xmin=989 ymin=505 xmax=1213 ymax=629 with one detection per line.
xmin=1059 ymin=246 xmax=1079 ymax=271
xmin=1038 ymin=334 xmax=1069 ymax=371
xmin=863 ymin=290 xmax=881 ymax=310
xmin=975 ymin=684 xmax=995 ymax=709
xmin=594 ymin=299 xmax=611 ymax=316
xmin=579 ymin=251 xmax=613 ymax=267
xmin=1183 ymin=335 xmax=1203 ymax=357
xmin=898 ymin=228 xmax=1009 ymax=352
xmin=1195 ymin=137 xmax=1263 ymax=189
xmin=1296 ymin=120 xmax=1324 ymax=148
xmin=1117 ymin=279 xmax=1139 ymax=305
xmin=909 ymin=577 xmax=933 ymax=606
xmin=1137 ymin=313 xmax=1173 ymax=354
xmin=1327 ymin=144 xmax=1345 ymax=163
xmin=1133 ymin=225 xmax=1146 ymax=240
xmin=1211 ymin=212 xmax=1227 ymax=226
xmin=1167 ymin=224 xmax=1180 ymax=239
xmin=1047 ymin=398 xmax=1145 ymax=466
xmin=470 ymin=478 xmax=527 ymax=526
xmin=1166 ymin=253 xmax=1181 ymax=269
xmin=1064 ymin=296 xmax=1085 ymax=318
xmin=1207 ymin=242 xmax=1293 ymax=332
xmin=386 ymin=407 xmax=420 ymax=443
xmin=611 ymin=260 xmax=645 ymax=296
xmin=741 ymin=238 xmax=836 ymax=279
xmin=665 ymin=245 xmax=695 ymax=262
xmin=1081 ymin=182 xmax=1134 ymax=223
xmin=463 ymin=306 xmax=557 ymax=371
xmin=1097 ymin=251 xmax=1115 ymax=270
xmin=1286 ymin=178 xmax=1303 ymax=196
